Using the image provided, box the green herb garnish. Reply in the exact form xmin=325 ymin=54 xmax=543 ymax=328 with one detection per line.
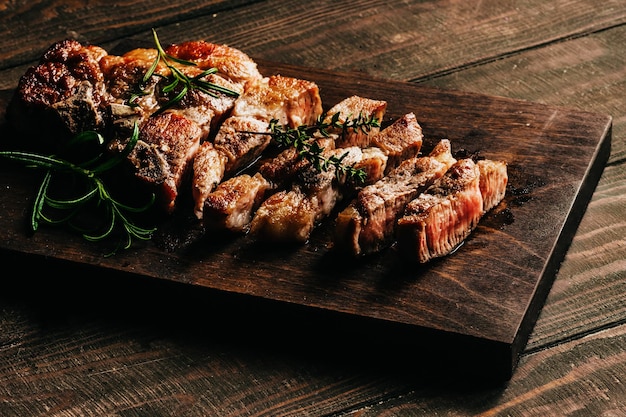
xmin=129 ymin=29 xmax=240 ymax=115
xmin=267 ymin=112 xmax=381 ymax=183
xmin=0 ymin=123 xmax=156 ymax=256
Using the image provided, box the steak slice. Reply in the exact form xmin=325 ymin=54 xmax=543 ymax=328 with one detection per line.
xmin=396 ymin=158 xmax=484 ymax=263
xmin=250 ymin=146 xmax=366 ymax=243
xmin=256 ymin=136 xmax=337 ymax=189
xmin=477 ymin=159 xmax=508 ymax=212
xmin=232 ymin=75 xmax=323 ymax=127
xmin=322 ymin=95 xmax=387 ymax=148
xmin=334 ymin=140 xmax=456 ymax=256
xmin=7 ymin=39 xmax=109 ymax=144
xmin=165 ymin=40 xmax=263 ymax=85
xmin=191 ymin=75 xmax=323 ymax=218
xmin=121 ymin=112 xmax=203 ymax=214
xmin=370 ymin=112 xmax=423 ymax=173
xmin=191 ymin=142 xmax=228 ymax=218
xmin=202 ymin=172 xmax=270 ymax=233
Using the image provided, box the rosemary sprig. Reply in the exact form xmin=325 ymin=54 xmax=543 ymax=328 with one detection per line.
xmin=129 ymin=29 xmax=240 ymax=114
xmin=267 ymin=112 xmax=382 ymax=183
xmin=0 ymin=123 xmax=156 ymax=256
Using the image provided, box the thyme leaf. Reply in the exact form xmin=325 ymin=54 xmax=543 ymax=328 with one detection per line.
xmin=266 ymin=112 xmax=381 ymax=184
xmin=0 ymin=123 xmax=156 ymax=256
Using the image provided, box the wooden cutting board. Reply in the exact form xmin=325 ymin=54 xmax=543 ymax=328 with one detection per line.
xmin=0 ymin=62 xmax=612 ymax=381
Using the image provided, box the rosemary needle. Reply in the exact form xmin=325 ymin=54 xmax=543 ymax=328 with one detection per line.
xmin=0 ymin=123 xmax=156 ymax=256
xmin=129 ymin=29 xmax=240 ymax=114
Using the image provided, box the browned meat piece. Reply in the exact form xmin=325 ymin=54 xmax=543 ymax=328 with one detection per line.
xmin=101 ymin=46 xmax=244 ymax=140
xmin=191 ymin=115 xmax=270 ymax=220
xmin=7 ymin=39 xmax=109 ymax=142
xmin=191 ymin=142 xmax=228 ymax=218
xmin=323 ymin=95 xmax=387 ymax=148
xmin=256 ymin=136 xmax=336 ymax=189
xmin=477 ymin=159 xmax=508 ymax=212
xmin=121 ymin=112 xmax=203 ymax=214
xmin=100 ymin=48 xmax=162 ymax=117
xmin=165 ymin=40 xmax=263 ymax=85
xmin=212 ymin=116 xmax=273 ymax=176
xmin=396 ymin=158 xmax=484 ymax=263
xmin=347 ymin=147 xmax=389 ymax=188
xmin=232 ymin=75 xmax=323 ymax=127
xmin=250 ymin=146 xmax=365 ymax=242
xmin=191 ymin=75 xmax=323 ymax=218
xmin=249 ymin=188 xmax=315 ymax=243
xmin=370 ymin=112 xmax=423 ymax=173
xmin=334 ymin=140 xmax=457 ymax=256
xmin=202 ymin=173 xmax=270 ymax=232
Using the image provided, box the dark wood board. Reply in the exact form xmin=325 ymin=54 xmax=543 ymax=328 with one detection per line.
xmin=0 ymin=61 xmax=612 ymax=382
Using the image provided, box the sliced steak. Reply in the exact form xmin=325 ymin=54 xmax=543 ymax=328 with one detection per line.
xmin=334 ymin=140 xmax=456 ymax=256
xmin=370 ymin=112 xmax=423 ymax=173
xmin=7 ymin=39 xmax=109 ymax=144
xmin=250 ymin=146 xmax=366 ymax=243
xmin=396 ymin=158 xmax=484 ymax=263
xmin=202 ymin=172 xmax=270 ymax=233
xmin=322 ymin=95 xmax=387 ymax=148
xmin=477 ymin=159 xmax=508 ymax=212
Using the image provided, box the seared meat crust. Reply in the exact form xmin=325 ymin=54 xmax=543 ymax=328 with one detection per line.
xmin=397 ymin=158 xmax=484 ymax=263
xmin=7 ymin=39 xmax=108 ymax=141
xmin=334 ymin=140 xmax=456 ymax=256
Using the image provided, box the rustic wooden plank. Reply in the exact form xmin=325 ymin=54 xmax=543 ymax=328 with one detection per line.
xmin=343 ymin=323 xmax=626 ymax=416
xmin=3 ymin=251 xmax=626 ymax=416
xmin=0 ymin=260 xmax=418 ymax=417
xmin=0 ymin=0 xmax=257 ymax=69
xmin=2 ymin=0 xmax=625 ymax=81
xmin=145 ymin=0 xmax=626 ymax=82
xmin=417 ymin=25 xmax=626 ymax=352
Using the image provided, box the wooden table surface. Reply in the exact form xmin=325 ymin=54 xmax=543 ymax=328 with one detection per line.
xmin=0 ymin=1 xmax=625 ymax=415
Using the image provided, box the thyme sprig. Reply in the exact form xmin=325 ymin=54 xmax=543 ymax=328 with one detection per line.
xmin=0 ymin=123 xmax=156 ymax=256
xmin=267 ymin=112 xmax=382 ymax=183
xmin=129 ymin=29 xmax=240 ymax=115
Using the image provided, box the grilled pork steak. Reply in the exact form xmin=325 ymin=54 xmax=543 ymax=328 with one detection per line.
xmin=7 ymin=39 xmax=108 ymax=144
xmin=202 ymin=172 xmax=270 ymax=232
xmin=477 ymin=159 xmax=508 ymax=212
xmin=323 ymin=95 xmax=387 ymax=148
xmin=250 ymin=146 xmax=370 ymax=242
xmin=191 ymin=75 xmax=323 ymax=219
xmin=6 ymin=37 xmax=507 ymax=262
xmin=334 ymin=140 xmax=457 ymax=256
xmin=396 ymin=158 xmax=484 ymax=263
